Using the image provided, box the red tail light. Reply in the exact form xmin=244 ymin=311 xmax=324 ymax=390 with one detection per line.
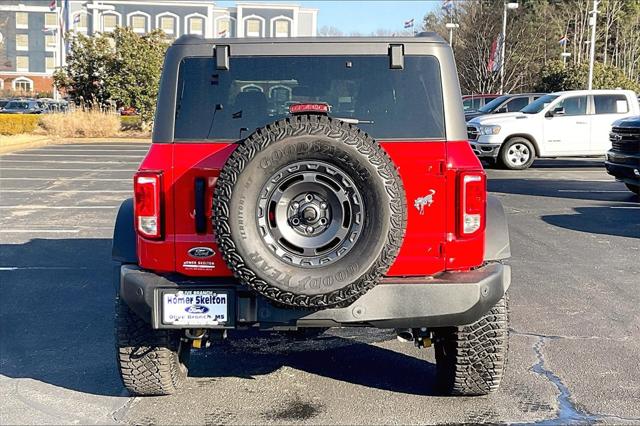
xmin=134 ymin=171 xmax=162 ymax=239
xmin=458 ymin=171 xmax=486 ymax=237
xmin=289 ymin=103 xmax=330 ymax=114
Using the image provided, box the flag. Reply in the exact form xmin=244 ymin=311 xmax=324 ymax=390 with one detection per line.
xmin=404 ymin=18 xmax=414 ymax=29
xmin=558 ymin=36 xmax=568 ymax=46
xmin=73 ymin=13 xmax=80 ymax=25
xmin=218 ymin=28 xmax=228 ymax=37
xmin=442 ymin=0 xmax=454 ymax=11
xmin=487 ymin=33 xmax=503 ymax=73
xmin=49 ymin=0 xmax=56 ymax=11
xmin=42 ymin=27 xmax=57 ymax=34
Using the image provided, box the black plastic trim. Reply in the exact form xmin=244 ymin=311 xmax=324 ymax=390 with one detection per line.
xmin=112 ymin=198 xmax=138 ymax=264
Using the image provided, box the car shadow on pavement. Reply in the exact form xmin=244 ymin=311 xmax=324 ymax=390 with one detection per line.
xmin=541 ymin=205 xmax=640 ymax=238
xmin=0 ymin=238 xmax=124 ymax=397
xmin=483 ymin=158 xmax=605 ymax=169
xmin=0 ymin=238 xmax=440 ymax=397
xmin=189 ymin=332 xmax=440 ymax=396
xmin=488 ymin=178 xmax=639 ymax=204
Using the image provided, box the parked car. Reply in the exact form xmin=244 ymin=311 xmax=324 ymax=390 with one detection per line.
xmin=462 ymin=93 xmax=500 ymax=112
xmin=605 ymin=116 xmax=640 ymax=195
xmin=0 ymin=99 xmax=10 ymax=111
xmin=1 ymin=99 xmax=46 ymax=114
xmin=112 ymin=34 xmax=512 ymax=397
xmin=465 ymin=93 xmax=546 ymax=122
xmin=467 ymin=89 xmax=640 ymax=169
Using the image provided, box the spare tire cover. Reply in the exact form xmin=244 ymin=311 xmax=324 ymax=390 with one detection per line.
xmin=213 ymin=115 xmax=406 ymax=308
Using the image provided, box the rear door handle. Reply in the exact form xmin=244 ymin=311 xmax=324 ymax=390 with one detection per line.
xmin=576 ymin=121 xmax=588 ymax=124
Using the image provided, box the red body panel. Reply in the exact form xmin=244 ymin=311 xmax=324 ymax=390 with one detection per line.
xmin=136 ymin=139 xmax=485 ymax=278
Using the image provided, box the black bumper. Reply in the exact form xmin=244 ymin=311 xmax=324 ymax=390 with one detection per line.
xmin=120 ymin=262 xmax=511 ymax=330
xmin=605 ymin=151 xmax=640 ymax=186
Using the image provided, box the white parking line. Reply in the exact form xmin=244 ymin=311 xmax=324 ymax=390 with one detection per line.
xmin=609 ymin=206 xmax=640 ymax=209
xmin=0 ymin=205 xmax=117 ymax=209
xmin=0 ymin=177 xmax=131 ymax=181
xmin=0 ymin=168 xmax=136 ymax=172
xmin=1 ymin=160 xmax=140 ymax=164
xmin=0 ymin=189 xmax=131 ymax=193
xmin=0 ymin=229 xmax=80 ymax=233
xmin=0 ymin=266 xmax=90 ymax=271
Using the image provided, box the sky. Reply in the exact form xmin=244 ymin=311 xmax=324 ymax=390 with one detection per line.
xmin=216 ymin=1 xmax=441 ymax=35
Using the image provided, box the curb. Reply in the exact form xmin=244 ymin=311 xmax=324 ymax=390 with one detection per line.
xmin=0 ymin=137 xmax=150 ymax=154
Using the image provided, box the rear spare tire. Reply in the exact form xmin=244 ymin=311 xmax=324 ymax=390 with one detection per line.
xmin=213 ymin=115 xmax=406 ymax=308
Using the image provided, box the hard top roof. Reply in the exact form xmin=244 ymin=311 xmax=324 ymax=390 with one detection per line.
xmin=173 ymin=33 xmax=447 ymax=46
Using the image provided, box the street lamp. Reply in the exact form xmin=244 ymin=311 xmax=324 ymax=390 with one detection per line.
xmin=445 ymin=22 xmax=459 ymax=46
xmin=587 ymin=0 xmax=599 ymax=90
xmin=561 ymin=51 xmax=571 ymax=66
xmin=500 ymin=1 xmax=518 ymax=94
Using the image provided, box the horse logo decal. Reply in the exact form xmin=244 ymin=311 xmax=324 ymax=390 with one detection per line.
xmin=414 ymin=190 xmax=436 ymax=215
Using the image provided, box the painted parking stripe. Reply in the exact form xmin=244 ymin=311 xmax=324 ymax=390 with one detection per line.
xmin=0 ymin=229 xmax=81 ymax=233
xmin=0 ymin=177 xmax=131 ymax=181
xmin=0 ymin=205 xmax=118 ymax=209
xmin=557 ymin=190 xmax=629 ymax=193
xmin=0 ymin=189 xmax=131 ymax=193
xmin=0 ymin=168 xmax=136 ymax=172
xmin=609 ymin=206 xmax=640 ymax=209
xmin=0 ymin=266 xmax=90 ymax=271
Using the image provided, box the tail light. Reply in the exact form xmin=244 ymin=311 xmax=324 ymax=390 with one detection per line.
xmin=134 ymin=171 xmax=162 ymax=239
xmin=458 ymin=171 xmax=486 ymax=237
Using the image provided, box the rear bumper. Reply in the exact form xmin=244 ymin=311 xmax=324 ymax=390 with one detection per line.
xmin=120 ymin=262 xmax=511 ymax=330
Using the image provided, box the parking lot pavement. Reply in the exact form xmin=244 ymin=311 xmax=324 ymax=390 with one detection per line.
xmin=1 ymin=147 xmax=639 ymax=425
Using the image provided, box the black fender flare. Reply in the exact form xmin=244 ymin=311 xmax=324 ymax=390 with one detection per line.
xmin=112 ymin=198 xmax=138 ymax=264
xmin=484 ymin=195 xmax=511 ymax=261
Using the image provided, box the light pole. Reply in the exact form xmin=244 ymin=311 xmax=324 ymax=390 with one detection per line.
xmin=561 ymin=51 xmax=571 ymax=66
xmin=587 ymin=0 xmax=599 ymax=90
xmin=499 ymin=1 xmax=519 ymax=95
xmin=445 ymin=22 xmax=459 ymax=46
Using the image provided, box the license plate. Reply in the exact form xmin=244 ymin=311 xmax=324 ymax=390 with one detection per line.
xmin=162 ymin=290 xmax=228 ymax=326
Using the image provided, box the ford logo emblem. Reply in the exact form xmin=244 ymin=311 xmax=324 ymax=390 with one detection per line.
xmin=185 ymin=305 xmax=209 ymax=314
xmin=188 ymin=247 xmax=215 ymax=258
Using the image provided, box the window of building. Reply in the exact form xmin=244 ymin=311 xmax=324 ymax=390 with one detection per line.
xmin=188 ymin=17 xmax=204 ymax=35
xmin=594 ymin=94 xmax=629 ymax=114
xmin=246 ymin=19 xmax=261 ymax=37
xmin=274 ymin=19 xmax=290 ymax=37
xmin=13 ymin=77 xmax=33 ymax=92
xmin=102 ymin=14 xmax=118 ymax=32
xmin=45 ymin=34 xmax=56 ymax=50
xmin=217 ymin=18 xmax=230 ymax=37
xmin=16 ymin=34 xmax=29 ymax=51
xmin=73 ymin=12 xmax=88 ymax=32
xmin=45 ymin=12 xmax=57 ymax=27
xmin=16 ymin=12 xmax=28 ymax=29
xmin=46 ymin=56 xmax=56 ymax=72
xmin=16 ymin=56 xmax=29 ymax=72
xmin=131 ymin=15 xmax=147 ymax=33
xmin=159 ymin=16 xmax=176 ymax=36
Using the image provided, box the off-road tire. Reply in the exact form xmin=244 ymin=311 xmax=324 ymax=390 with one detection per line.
xmin=213 ymin=115 xmax=406 ymax=309
xmin=499 ymin=137 xmax=535 ymax=170
xmin=625 ymin=183 xmax=640 ymax=195
xmin=433 ymin=294 xmax=509 ymax=396
xmin=115 ymin=296 xmax=190 ymax=396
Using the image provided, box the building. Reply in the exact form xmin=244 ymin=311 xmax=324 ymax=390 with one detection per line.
xmin=0 ymin=0 xmax=318 ymax=96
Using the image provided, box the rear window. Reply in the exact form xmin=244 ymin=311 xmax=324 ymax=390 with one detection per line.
xmin=594 ymin=94 xmax=628 ymax=114
xmin=174 ymin=55 xmax=445 ymax=141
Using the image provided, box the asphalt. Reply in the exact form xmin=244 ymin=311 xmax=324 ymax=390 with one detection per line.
xmin=0 ymin=144 xmax=638 ymax=425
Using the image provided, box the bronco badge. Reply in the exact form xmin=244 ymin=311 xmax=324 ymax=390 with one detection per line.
xmin=414 ymin=190 xmax=436 ymax=215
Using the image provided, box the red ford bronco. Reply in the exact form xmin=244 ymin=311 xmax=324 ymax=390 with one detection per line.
xmin=112 ymin=34 xmax=511 ymax=396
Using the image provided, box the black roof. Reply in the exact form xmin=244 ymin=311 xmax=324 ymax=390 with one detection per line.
xmin=173 ymin=33 xmax=447 ymax=46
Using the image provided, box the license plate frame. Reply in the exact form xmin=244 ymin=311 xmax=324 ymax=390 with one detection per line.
xmin=160 ymin=289 xmax=232 ymax=328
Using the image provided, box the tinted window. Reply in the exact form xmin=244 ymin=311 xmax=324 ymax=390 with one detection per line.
xmin=462 ymin=99 xmax=473 ymax=111
xmin=505 ymin=97 xmax=529 ymax=112
xmin=522 ymin=94 xmax=559 ymax=114
xmin=594 ymin=94 xmax=628 ymax=114
xmin=478 ymin=95 xmax=509 ymax=113
xmin=175 ymin=56 xmax=445 ymax=141
xmin=555 ymin=96 xmax=588 ymax=116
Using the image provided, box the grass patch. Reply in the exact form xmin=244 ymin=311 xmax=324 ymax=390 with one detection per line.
xmin=120 ymin=115 xmax=143 ymax=131
xmin=39 ymin=110 xmax=121 ymax=138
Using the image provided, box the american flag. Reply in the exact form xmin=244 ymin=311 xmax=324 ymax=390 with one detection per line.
xmin=73 ymin=14 xmax=81 ymax=25
xmin=218 ymin=28 xmax=228 ymax=37
xmin=558 ymin=36 xmax=569 ymax=46
xmin=404 ymin=18 xmax=414 ymax=29
xmin=49 ymin=0 xmax=56 ymax=11
xmin=442 ymin=0 xmax=454 ymax=11
xmin=487 ymin=34 xmax=503 ymax=73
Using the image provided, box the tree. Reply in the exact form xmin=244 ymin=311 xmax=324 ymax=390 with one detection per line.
xmin=54 ymin=27 xmax=168 ymax=127
xmin=538 ymin=59 xmax=640 ymax=92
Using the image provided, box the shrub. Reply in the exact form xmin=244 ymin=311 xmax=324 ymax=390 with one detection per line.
xmin=39 ymin=109 xmax=121 ymax=138
xmin=0 ymin=115 xmax=40 ymax=135
xmin=120 ymin=115 xmax=142 ymax=131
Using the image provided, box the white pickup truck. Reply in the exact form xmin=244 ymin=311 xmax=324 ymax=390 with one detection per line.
xmin=467 ymin=89 xmax=640 ymax=169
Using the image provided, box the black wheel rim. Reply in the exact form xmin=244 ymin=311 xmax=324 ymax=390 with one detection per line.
xmin=256 ymin=161 xmax=364 ymax=267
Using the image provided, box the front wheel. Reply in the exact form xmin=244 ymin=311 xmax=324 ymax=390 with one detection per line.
xmin=115 ymin=296 xmax=190 ymax=395
xmin=433 ymin=294 xmax=509 ymax=396
xmin=499 ymin=137 xmax=535 ymax=170
xmin=625 ymin=183 xmax=640 ymax=196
